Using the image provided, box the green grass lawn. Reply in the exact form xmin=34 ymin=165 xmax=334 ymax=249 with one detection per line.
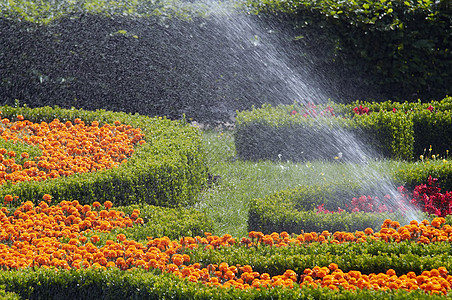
xmin=196 ymin=127 xmax=415 ymax=237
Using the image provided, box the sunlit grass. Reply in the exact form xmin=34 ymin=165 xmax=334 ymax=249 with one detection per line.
xmin=197 ymin=127 xmax=413 ymax=238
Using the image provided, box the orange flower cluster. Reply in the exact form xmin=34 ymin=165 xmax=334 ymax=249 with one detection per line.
xmin=2 ymin=200 xmax=452 ymax=295
xmin=0 ymin=115 xmax=145 ymax=185
xmin=0 ymin=199 xmax=143 ymax=269
xmin=300 ymin=264 xmax=450 ymax=295
xmin=247 ymin=218 xmax=450 ymax=246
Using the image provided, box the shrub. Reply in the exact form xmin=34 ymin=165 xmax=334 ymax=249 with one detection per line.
xmin=235 ymin=102 xmax=414 ymax=161
xmin=348 ymin=97 xmax=452 ymax=157
xmin=0 ymin=105 xmax=207 ymax=207
xmin=247 ymin=182 xmax=408 ymax=234
xmin=0 ymin=267 xmax=444 ymax=299
xmin=247 ymin=0 xmax=451 ymax=101
xmin=115 ymin=204 xmax=215 ymax=240
xmin=393 ymin=160 xmax=452 ymax=192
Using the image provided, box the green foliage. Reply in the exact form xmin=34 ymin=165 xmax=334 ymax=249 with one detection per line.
xmin=236 ymin=97 xmax=452 ymax=162
xmin=411 ymin=109 xmax=452 ymax=158
xmin=247 ymin=182 xmax=410 ymax=234
xmin=115 ymin=203 xmax=215 ymax=240
xmin=235 ymin=102 xmax=414 ymax=161
xmin=0 ymin=285 xmax=19 ymax=300
xmin=393 ymin=160 xmax=452 ymax=191
xmin=0 ymin=105 xmax=208 ymax=208
xmin=0 ymin=0 xmax=211 ymax=24
xmin=234 ymin=103 xmax=354 ymax=161
xmin=349 ymin=96 xmax=452 ymax=158
xmin=0 ymin=136 xmax=42 ymax=165
xmin=247 ymin=0 xmax=451 ymax=101
xmin=352 ymin=109 xmax=414 ymax=160
xmin=189 ymin=239 xmax=452 ymax=278
xmin=0 ymin=267 xmax=448 ymax=299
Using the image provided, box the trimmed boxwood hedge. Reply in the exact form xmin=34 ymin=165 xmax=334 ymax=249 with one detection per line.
xmin=0 ymin=105 xmax=208 ymax=207
xmin=189 ymin=238 xmax=452 ymax=278
xmin=0 ymin=267 xmax=448 ymax=300
xmin=348 ymin=97 xmax=452 ymax=159
xmin=0 ymin=286 xmax=19 ymax=300
xmin=392 ymin=161 xmax=452 ymax=192
xmin=235 ymin=102 xmax=414 ymax=162
xmin=114 ymin=204 xmax=215 ymax=240
xmin=247 ymin=182 xmax=414 ymax=234
xmin=236 ymin=97 xmax=452 ymax=162
xmin=247 ymin=0 xmax=451 ymax=102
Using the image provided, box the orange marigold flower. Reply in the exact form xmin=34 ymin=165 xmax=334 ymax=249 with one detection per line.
xmin=117 ymin=234 xmax=126 ymax=242
xmin=104 ymin=201 xmax=113 ymax=210
xmin=328 ymin=263 xmax=338 ymax=271
xmin=4 ymin=194 xmax=13 ymax=203
xmin=42 ymin=194 xmax=52 ymax=202
xmin=386 ymin=269 xmax=396 ymax=276
xmin=364 ymin=228 xmax=374 ymax=235
xmin=90 ymin=235 xmax=100 ymax=244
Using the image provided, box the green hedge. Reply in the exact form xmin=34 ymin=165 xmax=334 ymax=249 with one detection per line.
xmin=114 ymin=204 xmax=215 ymax=240
xmin=352 ymin=109 xmax=414 ymax=160
xmin=234 ymin=103 xmax=351 ymax=161
xmin=0 ymin=105 xmax=208 ymax=207
xmin=247 ymin=182 xmax=411 ymax=234
xmin=236 ymin=97 xmax=452 ymax=162
xmin=348 ymin=97 xmax=452 ymax=158
xmin=0 ymin=268 xmax=447 ymax=299
xmin=235 ymin=102 xmax=414 ymax=161
xmin=2 ymin=0 xmax=449 ymax=124
xmin=0 ymin=286 xmax=19 ymax=300
xmin=392 ymin=160 xmax=452 ymax=191
xmin=189 ymin=239 xmax=452 ymax=278
xmin=247 ymin=0 xmax=451 ymax=101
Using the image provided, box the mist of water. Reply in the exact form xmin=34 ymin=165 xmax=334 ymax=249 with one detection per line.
xmin=200 ymin=0 xmax=422 ymax=223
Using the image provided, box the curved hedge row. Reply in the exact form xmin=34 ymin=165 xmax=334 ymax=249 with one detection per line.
xmin=349 ymin=97 xmax=452 ymax=160
xmin=0 ymin=105 xmax=208 ymax=207
xmin=393 ymin=161 xmax=452 ymax=192
xmin=189 ymin=238 xmax=452 ymax=278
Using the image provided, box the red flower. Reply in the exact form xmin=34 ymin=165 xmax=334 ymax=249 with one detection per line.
xmin=353 ymin=105 xmax=369 ymax=115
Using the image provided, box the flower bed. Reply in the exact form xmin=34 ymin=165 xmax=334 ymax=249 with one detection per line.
xmin=3 ymin=105 xmax=452 ymax=298
xmin=1 ymin=199 xmax=452 ymax=298
xmin=0 ymin=105 xmax=207 ymax=207
xmin=0 ymin=115 xmax=144 ymax=185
